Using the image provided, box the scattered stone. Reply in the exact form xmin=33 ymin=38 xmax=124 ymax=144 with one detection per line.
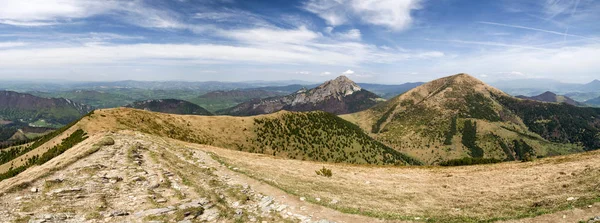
xmin=178 ymin=198 xmax=208 ymax=209
xmin=315 ymin=197 xmax=321 ymax=202
xmin=235 ymin=209 xmax=243 ymax=216
xmin=588 ymin=216 xmax=600 ymax=223
xmin=300 ymin=197 xmax=306 ymax=201
xmin=365 ymin=181 xmax=371 ymax=185
xmin=314 ymin=220 xmax=333 ymax=223
xmin=148 ymin=183 xmax=160 ymax=189
xmin=259 ymin=196 xmax=274 ymax=212
xmin=329 ymin=199 xmax=338 ymax=205
xmin=276 ymin=205 xmax=287 ymax=212
xmin=15 ymin=196 xmax=22 ymax=201
xmin=178 ymin=220 xmax=192 ymax=223
xmin=415 ymin=217 xmax=421 ymax=220
xmin=566 ymin=197 xmax=577 ymax=201
xmin=30 ymin=187 xmax=38 ymax=193
xmin=134 ymin=207 xmax=175 ymax=217
xmin=155 ymin=198 xmax=167 ymax=203
xmin=49 ymin=187 xmax=82 ymax=196
xmin=588 ymin=205 xmax=593 ymax=208
xmin=198 ymin=208 xmax=219 ymax=221
xmin=112 ymin=210 xmax=130 ymax=216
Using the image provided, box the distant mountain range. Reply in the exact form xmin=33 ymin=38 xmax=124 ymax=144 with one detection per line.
xmin=491 ymin=79 xmax=600 ymax=97
xmin=516 ymin=91 xmax=585 ymax=106
xmin=0 ymin=91 xmax=92 ymax=124
xmin=190 ymin=89 xmax=288 ymax=112
xmin=125 ymin=99 xmax=213 ymax=116
xmin=219 ymin=76 xmax=384 ymax=116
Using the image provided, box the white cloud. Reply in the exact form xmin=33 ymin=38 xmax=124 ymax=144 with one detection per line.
xmin=320 ymin=71 xmax=332 ymax=76
xmin=219 ymin=26 xmax=320 ymax=45
xmin=425 ymin=44 xmax=600 ymax=82
xmin=0 ymin=42 xmax=28 ymax=48
xmin=324 ymin=26 xmax=334 ymax=34
xmin=303 ymin=0 xmax=348 ymax=26
xmin=296 ymin=71 xmax=311 ymax=75
xmin=335 ymin=29 xmax=361 ymax=40
xmin=0 ymin=0 xmax=116 ymax=26
xmin=303 ymin=0 xmax=422 ymax=31
xmin=342 ymin=69 xmax=355 ymax=74
xmin=0 ymin=0 xmax=185 ymax=29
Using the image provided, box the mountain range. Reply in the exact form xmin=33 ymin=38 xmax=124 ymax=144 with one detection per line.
xmin=1 ymin=73 xmax=600 ymax=223
xmin=492 ymin=78 xmax=600 ymax=97
xmin=516 ymin=91 xmax=585 ymax=106
xmin=219 ymin=76 xmax=384 ymax=116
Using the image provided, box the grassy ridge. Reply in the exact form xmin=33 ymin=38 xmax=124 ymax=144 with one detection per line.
xmin=0 ymin=129 xmax=88 ymax=181
xmin=0 ymin=111 xmax=94 ymax=166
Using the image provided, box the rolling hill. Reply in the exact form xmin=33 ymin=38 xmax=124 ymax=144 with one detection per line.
xmin=342 ymin=73 xmax=599 ymax=164
xmin=220 ymin=76 xmax=384 ymax=116
xmin=516 ymin=91 xmax=585 ymax=106
xmin=125 ymin=99 xmax=213 ymax=116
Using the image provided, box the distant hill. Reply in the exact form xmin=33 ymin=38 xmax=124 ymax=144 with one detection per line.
xmin=516 ymin=91 xmax=585 ymax=106
xmin=358 ymin=82 xmax=424 ymax=99
xmin=585 ymin=96 xmax=600 ymax=107
xmin=190 ymin=89 xmax=287 ymax=112
xmin=220 ymin=76 xmax=384 ymax=116
xmin=125 ymin=99 xmax=212 ymax=115
xmin=343 ymin=73 xmax=598 ymax=164
xmin=0 ymin=91 xmax=92 ymax=126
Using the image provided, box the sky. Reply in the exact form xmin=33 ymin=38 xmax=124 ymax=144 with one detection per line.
xmin=0 ymin=0 xmax=599 ymax=84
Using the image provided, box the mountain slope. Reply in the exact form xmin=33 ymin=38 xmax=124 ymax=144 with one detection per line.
xmin=516 ymin=91 xmax=584 ymax=106
xmin=190 ymin=89 xmax=287 ymax=112
xmin=220 ymin=76 xmax=383 ymax=116
xmin=125 ymin=99 xmax=212 ymax=115
xmin=0 ymin=91 xmax=92 ymax=126
xmin=343 ymin=73 xmax=596 ymax=164
xmin=585 ymin=96 xmax=600 ymax=107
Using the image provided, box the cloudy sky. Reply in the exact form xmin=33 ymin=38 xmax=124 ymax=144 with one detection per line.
xmin=0 ymin=0 xmax=598 ymax=83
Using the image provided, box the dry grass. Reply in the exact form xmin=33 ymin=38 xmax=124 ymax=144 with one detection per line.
xmin=196 ymin=142 xmax=600 ymax=222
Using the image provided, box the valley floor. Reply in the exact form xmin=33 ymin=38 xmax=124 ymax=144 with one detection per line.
xmin=1 ymin=131 xmax=600 ymax=223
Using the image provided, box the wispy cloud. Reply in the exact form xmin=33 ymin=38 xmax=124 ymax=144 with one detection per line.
xmin=478 ymin=21 xmax=599 ymax=42
xmin=425 ymin=39 xmax=545 ymax=50
xmin=303 ymin=0 xmax=422 ymax=31
xmin=0 ymin=42 xmax=28 ymax=48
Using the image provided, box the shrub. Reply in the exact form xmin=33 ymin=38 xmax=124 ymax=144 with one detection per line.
xmin=315 ymin=166 xmax=332 ymax=177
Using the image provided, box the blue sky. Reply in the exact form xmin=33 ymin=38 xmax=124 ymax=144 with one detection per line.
xmin=0 ymin=0 xmax=598 ymax=84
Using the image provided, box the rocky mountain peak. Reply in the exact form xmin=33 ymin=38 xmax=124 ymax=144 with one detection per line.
xmin=312 ymin=75 xmax=362 ymax=97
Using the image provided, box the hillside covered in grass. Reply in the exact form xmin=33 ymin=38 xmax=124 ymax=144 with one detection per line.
xmin=343 ymin=73 xmax=593 ymax=164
